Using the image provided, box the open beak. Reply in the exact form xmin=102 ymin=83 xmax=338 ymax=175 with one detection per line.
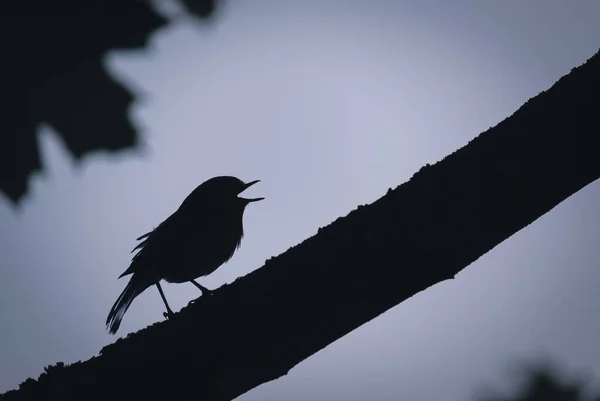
xmin=239 ymin=179 xmax=264 ymax=203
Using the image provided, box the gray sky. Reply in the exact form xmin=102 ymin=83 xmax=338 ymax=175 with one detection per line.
xmin=1 ymin=0 xmax=600 ymax=399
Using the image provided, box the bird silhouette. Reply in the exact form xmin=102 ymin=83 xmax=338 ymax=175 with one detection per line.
xmin=106 ymin=176 xmax=264 ymax=334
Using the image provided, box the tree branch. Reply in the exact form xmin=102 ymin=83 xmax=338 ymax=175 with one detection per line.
xmin=2 ymin=49 xmax=599 ymax=401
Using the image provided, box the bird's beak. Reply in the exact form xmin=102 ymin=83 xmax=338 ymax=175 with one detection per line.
xmin=239 ymin=179 xmax=264 ymax=203
xmin=242 ymin=180 xmax=260 ymax=190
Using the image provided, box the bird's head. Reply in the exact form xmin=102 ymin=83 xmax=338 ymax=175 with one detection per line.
xmin=195 ymin=176 xmax=264 ymax=206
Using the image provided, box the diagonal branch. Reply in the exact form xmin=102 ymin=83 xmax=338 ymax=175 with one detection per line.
xmin=2 ymin=49 xmax=599 ymax=401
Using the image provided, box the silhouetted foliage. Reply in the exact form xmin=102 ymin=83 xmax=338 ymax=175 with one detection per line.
xmin=0 ymin=0 xmax=218 ymax=205
xmin=476 ymin=360 xmax=600 ymax=401
xmin=1 ymin=48 xmax=598 ymax=401
xmin=180 ymin=0 xmax=218 ymax=18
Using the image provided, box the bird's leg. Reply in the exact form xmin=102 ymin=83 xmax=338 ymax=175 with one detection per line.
xmin=156 ymin=282 xmax=174 ymax=319
xmin=187 ymin=280 xmax=214 ymax=306
xmin=191 ymin=279 xmax=213 ymax=294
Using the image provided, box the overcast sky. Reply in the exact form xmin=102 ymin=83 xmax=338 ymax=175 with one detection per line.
xmin=1 ymin=0 xmax=600 ymax=399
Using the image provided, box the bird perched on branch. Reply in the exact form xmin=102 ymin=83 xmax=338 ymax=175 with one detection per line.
xmin=106 ymin=176 xmax=264 ymax=335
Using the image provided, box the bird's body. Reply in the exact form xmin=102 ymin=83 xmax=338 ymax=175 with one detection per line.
xmin=106 ymin=176 xmax=263 ymax=335
xmin=122 ymin=199 xmax=245 ymax=283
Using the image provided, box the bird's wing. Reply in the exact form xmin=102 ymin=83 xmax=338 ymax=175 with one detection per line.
xmin=118 ymin=210 xmax=193 ymax=278
xmin=118 ymin=222 xmax=169 ymax=278
xmin=130 ymin=230 xmax=154 ymax=253
xmin=136 ymin=231 xmax=153 ymax=241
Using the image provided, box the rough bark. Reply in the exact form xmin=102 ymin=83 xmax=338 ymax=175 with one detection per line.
xmin=2 ymin=49 xmax=599 ymax=401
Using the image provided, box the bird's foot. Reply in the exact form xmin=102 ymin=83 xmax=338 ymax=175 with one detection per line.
xmin=187 ymin=291 xmax=213 ymax=307
xmin=163 ymin=311 xmax=175 ymax=320
xmin=187 ymin=297 xmax=201 ymax=307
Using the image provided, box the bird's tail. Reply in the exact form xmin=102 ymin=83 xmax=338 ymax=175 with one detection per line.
xmin=106 ymin=274 xmax=152 ymax=335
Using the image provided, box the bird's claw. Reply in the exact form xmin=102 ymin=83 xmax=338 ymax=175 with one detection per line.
xmin=187 ymin=297 xmax=200 ymax=307
xmin=187 ymin=290 xmax=214 ymax=306
xmin=163 ymin=311 xmax=174 ymax=320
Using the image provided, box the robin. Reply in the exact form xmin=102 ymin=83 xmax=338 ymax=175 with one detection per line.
xmin=106 ymin=176 xmax=264 ymax=334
